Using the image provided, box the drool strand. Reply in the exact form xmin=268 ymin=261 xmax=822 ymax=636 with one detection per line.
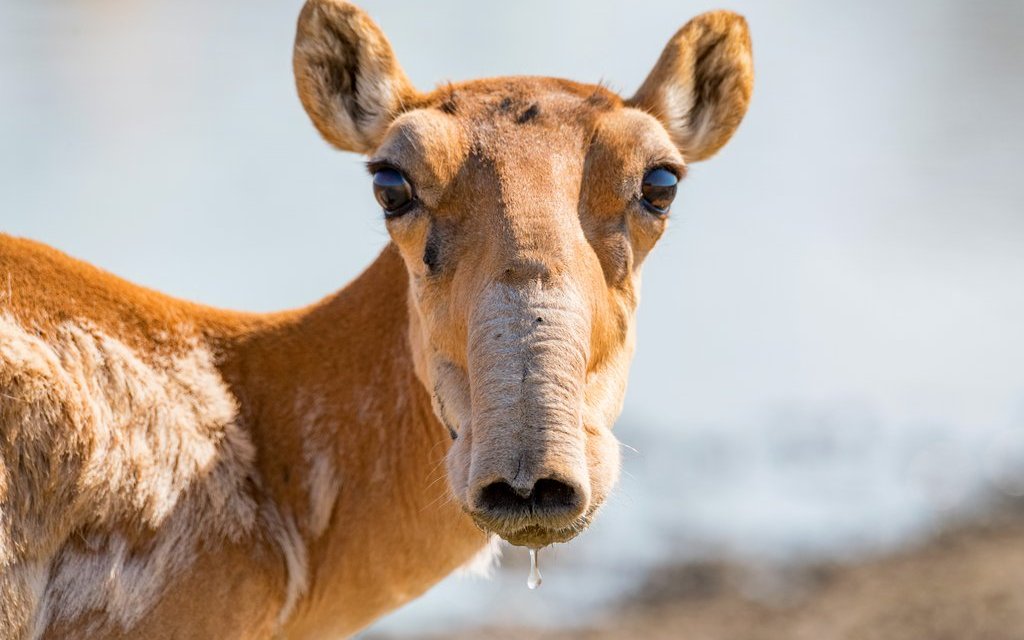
xmin=527 ymin=548 xmax=543 ymax=589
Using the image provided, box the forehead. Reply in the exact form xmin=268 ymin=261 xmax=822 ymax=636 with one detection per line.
xmin=382 ymin=78 xmax=621 ymax=157
xmin=374 ymin=77 xmax=681 ymax=191
xmin=431 ymin=77 xmax=621 ymax=126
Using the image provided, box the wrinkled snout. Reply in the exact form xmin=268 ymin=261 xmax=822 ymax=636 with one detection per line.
xmin=459 ymin=280 xmax=596 ymax=547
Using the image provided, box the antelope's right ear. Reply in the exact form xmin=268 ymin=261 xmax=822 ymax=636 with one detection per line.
xmin=293 ymin=0 xmax=419 ymax=154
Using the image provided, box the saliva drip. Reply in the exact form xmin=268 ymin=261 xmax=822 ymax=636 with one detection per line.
xmin=527 ymin=548 xmax=543 ymax=589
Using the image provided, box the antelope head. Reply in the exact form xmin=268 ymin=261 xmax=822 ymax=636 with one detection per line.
xmin=294 ymin=0 xmax=753 ymax=548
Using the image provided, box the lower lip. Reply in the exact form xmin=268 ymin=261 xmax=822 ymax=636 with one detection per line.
xmin=488 ymin=523 xmax=578 ymax=547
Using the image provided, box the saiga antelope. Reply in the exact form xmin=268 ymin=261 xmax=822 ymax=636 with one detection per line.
xmin=0 ymin=1 xmax=753 ymax=637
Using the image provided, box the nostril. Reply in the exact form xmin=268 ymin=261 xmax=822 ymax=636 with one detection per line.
xmin=531 ymin=478 xmax=580 ymax=513
xmin=478 ymin=481 xmax=529 ymax=514
xmin=476 ymin=477 xmax=583 ymax=519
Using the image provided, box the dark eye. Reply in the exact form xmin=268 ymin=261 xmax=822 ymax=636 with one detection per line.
xmin=641 ymin=167 xmax=678 ymax=215
xmin=373 ymin=168 xmax=415 ymax=216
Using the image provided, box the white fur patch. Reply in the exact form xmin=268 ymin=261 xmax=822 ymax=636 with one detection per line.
xmin=662 ymin=82 xmax=718 ymax=161
xmin=295 ymin=390 xmax=343 ymax=539
xmin=454 ymin=535 xmax=502 ymax=579
xmin=305 ymin=453 xmax=342 ymax=538
xmin=262 ymin=505 xmax=309 ymax=628
xmin=0 ymin=315 xmax=259 ymax=636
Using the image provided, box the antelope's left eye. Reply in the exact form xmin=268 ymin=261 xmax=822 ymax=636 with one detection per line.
xmin=373 ymin=168 xmax=415 ymax=216
xmin=641 ymin=167 xmax=678 ymax=215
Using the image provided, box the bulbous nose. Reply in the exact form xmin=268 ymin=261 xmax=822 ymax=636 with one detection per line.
xmin=474 ymin=475 xmax=586 ymax=524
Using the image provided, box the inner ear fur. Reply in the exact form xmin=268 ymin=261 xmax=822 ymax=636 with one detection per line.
xmin=293 ymin=0 xmax=419 ymax=153
xmin=629 ymin=11 xmax=754 ymax=163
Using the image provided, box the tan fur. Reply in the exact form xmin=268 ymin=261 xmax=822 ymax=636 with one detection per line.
xmin=0 ymin=2 xmax=752 ymax=637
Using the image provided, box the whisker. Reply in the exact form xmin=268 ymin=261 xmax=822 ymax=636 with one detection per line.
xmin=618 ymin=441 xmax=641 ymax=455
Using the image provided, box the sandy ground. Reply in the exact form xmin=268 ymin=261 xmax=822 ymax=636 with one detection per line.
xmin=379 ymin=504 xmax=1024 ymax=640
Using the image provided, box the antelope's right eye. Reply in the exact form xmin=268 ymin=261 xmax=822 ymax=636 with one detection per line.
xmin=373 ymin=168 xmax=415 ymax=216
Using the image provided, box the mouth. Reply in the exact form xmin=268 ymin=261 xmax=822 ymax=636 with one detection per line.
xmin=469 ymin=508 xmax=597 ymax=547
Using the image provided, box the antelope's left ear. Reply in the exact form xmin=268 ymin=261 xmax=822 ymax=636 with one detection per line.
xmin=629 ymin=11 xmax=754 ymax=163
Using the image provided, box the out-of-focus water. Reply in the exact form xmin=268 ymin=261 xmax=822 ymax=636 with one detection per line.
xmin=2 ymin=0 xmax=1023 ymax=636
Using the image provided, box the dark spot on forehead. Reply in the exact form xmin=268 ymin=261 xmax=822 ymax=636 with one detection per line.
xmin=439 ymin=96 xmax=458 ymax=115
xmin=516 ymin=103 xmax=540 ymax=124
xmin=499 ymin=96 xmax=515 ymax=113
xmin=435 ymin=84 xmax=459 ymax=115
xmin=585 ymin=89 xmax=615 ymax=111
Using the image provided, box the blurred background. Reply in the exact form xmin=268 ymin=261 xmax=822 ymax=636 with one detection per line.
xmin=2 ymin=1 xmax=1023 ymax=638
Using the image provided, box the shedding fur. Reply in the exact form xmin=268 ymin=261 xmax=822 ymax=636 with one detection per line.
xmin=0 ymin=315 xmax=260 ymax=637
